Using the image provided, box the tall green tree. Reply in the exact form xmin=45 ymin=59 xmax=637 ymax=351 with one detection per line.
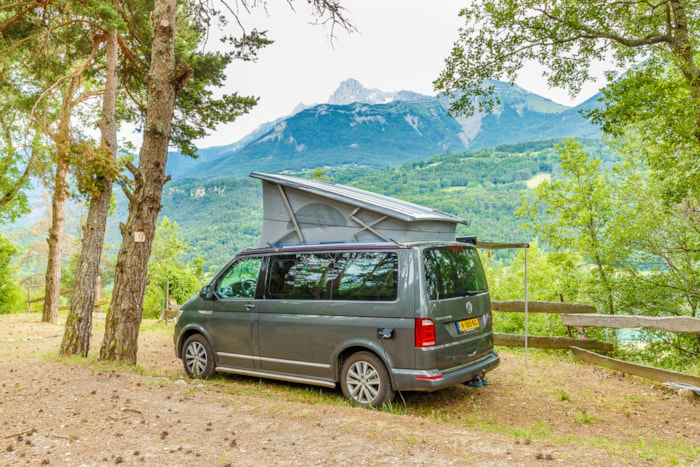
xmin=100 ymin=0 xmax=353 ymax=364
xmin=1 ymin=1 xmax=111 ymax=323
xmin=435 ymin=0 xmax=700 ymax=201
xmin=61 ymin=19 xmax=122 ymax=356
xmin=519 ymin=139 xmax=623 ymax=315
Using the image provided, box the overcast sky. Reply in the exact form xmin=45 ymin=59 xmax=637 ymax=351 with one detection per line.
xmin=187 ymin=0 xmax=609 ymax=149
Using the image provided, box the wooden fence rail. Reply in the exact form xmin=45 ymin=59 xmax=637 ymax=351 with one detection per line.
xmin=492 ymin=300 xmax=596 ymax=314
xmin=489 ymin=300 xmax=611 ymax=351
xmin=494 ymin=333 xmax=613 ymax=352
xmin=490 ymin=301 xmax=700 ymax=386
xmin=571 ymin=346 xmax=700 ymax=386
xmin=561 ymin=314 xmax=700 ymax=335
xmin=57 ymin=301 xmax=107 ymax=312
xmin=27 ymin=288 xmax=74 ymax=304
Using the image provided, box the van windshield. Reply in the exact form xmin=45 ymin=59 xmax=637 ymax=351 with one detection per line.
xmin=424 ymin=246 xmax=488 ymax=300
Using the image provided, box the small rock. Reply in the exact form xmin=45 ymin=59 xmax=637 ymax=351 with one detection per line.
xmin=679 ymin=389 xmax=697 ymax=400
xmin=174 ymin=380 xmax=187 ymax=386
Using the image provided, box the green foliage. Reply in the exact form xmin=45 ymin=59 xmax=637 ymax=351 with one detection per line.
xmin=588 ymin=57 xmax=700 ymax=203
xmin=158 ymin=178 xmax=262 ymax=271
xmin=143 ymin=217 xmax=203 ymax=318
xmin=518 ymin=137 xmax=700 ymax=369
xmin=0 ymin=235 xmax=25 ymax=314
xmin=484 ymin=241 xmax=599 ymax=338
xmin=435 ymin=0 xmax=696 ymax=118
xmin=311 ymin=168 xmax=328 ymax=181
xmin=519 ymin=139 xmax=623 ymax=315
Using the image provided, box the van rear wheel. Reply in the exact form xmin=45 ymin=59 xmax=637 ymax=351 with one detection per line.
xmin=340 ymin=351 xmax=395 ymax=408
xmin=183 ymin=334 xmax=215 ymax=379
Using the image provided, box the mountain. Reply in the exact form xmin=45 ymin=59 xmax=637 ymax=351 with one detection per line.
xmin=187 ymin=98 xmax=467 ymax=178
xmin=328 ymin=78 xmax=432 ymax=105
xmin=165 ymin=79 xmax=602 ymax=180
xmin=464 ymin=81 xmax=602 ymax=149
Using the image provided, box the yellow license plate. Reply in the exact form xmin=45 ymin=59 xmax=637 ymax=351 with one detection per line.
xmin=456 ymin=318 xmax=480 ymax=333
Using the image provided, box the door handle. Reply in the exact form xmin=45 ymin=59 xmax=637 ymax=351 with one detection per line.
xmin=244 ymin=303 xmax=256 ymax=312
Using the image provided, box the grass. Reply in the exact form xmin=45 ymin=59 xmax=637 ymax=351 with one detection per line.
xmin=574 ymin=410 xmax=596 ymax=424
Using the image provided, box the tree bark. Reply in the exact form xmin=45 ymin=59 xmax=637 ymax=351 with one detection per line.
xmin=60 ymin=28 xmax=118 ymax=356
xmin=41 ymin=76 xmax=76 ymax=324
xmin=100 ymin=0 xmax=190 ymax=363
xmin=41 ymin=159 xmax=67 ymax=324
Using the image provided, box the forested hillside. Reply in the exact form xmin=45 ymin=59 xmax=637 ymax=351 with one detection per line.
xmin=160 ymin=138 xmax=613 ymax=271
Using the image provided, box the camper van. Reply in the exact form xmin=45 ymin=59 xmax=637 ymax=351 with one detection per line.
xmin=173 ymin=173 xmax=499 ymax=407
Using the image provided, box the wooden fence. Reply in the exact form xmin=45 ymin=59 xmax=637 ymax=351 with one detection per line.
xmin=561 ymin=313 xmax=700 ymax=334
xmin=26 ymin=287 xmax=107 ymax=314
xmin=571 ymin=347 xmax=700 ymax=387
xmin=492 ymin=300 xmax=700 ymax=386
xmin=491 ymin=300 xmax=612 ymax=352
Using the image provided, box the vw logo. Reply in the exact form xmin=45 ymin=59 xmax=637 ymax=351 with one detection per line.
xmin=465 ymin=301 xmax=473 ymax=315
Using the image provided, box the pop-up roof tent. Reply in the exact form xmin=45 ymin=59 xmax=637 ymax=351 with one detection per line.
xmin=250 ymin=172 xmax=467 ymax=247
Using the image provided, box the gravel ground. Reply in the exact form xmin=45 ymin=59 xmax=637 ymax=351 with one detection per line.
xmin=1 ymin=313 xmax=698 ymax=466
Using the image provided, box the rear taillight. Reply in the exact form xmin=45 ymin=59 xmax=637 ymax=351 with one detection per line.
xmin=415 ymin=318 xmax=436 ymax=347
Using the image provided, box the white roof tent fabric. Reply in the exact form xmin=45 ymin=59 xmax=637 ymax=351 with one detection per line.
xmin=250 ymin=172 xmax=466 ymax=247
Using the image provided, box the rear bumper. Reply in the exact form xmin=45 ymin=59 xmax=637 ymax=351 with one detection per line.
xmin=390 ymin=350 xmax=500 ymax=391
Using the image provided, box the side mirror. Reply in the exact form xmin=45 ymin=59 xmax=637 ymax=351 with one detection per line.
xmin=200 ymin=285 xmax=214 ymax=300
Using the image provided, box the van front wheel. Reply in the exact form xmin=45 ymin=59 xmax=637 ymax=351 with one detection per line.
xmin=340 ymin=352 xmax=395 ymax=408
xmin=183 ymin=334 xmax=215 ymax=379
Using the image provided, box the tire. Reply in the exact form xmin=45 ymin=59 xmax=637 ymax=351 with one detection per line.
xmin=182 ymin=334 xmax=216 ymax=379
xmin=340 ymin=351 xmax=395 ymax=408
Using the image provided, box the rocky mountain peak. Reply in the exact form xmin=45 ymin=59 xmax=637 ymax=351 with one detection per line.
xmin=328 ymin=79 xmax=431 ymax=105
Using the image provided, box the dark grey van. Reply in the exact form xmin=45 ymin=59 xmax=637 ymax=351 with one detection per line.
xmin=173 ymin=240 xmax=499 ymax=407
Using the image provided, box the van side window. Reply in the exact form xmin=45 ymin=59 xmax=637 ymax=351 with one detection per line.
xmin=215 ymin=257 xmax=261 ymax=299
xmin=267 ymin=252 xmax=398 ymax=301
xmin=334 ymin=252 xmax=397 ymax=301
xmin=424 ymin=247 xmax=488 ymax=300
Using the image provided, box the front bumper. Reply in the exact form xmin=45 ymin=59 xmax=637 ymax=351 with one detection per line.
xmin=390 ymin=350 xmax=500 ymax=391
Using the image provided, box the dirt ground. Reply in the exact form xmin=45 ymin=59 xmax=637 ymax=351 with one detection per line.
xmin=1 ymin=313 xmax=698 ymax=466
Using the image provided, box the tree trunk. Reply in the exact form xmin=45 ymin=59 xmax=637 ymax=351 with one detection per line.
xmin=61 ymin=29 xmax=118 ymax=356
xmin=100 ymin=0 xmax=190 ymax=363
xmin=41 ymin=100 xmax=74 ymax=324
xmin=41 ymin=160 xmax=67 ymax=324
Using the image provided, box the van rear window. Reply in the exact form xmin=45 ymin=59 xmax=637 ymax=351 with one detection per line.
xmin=267 ymin=252 xmax=398 ymax=301
xmin=424 ymin=247 xmax=488 ymax=300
